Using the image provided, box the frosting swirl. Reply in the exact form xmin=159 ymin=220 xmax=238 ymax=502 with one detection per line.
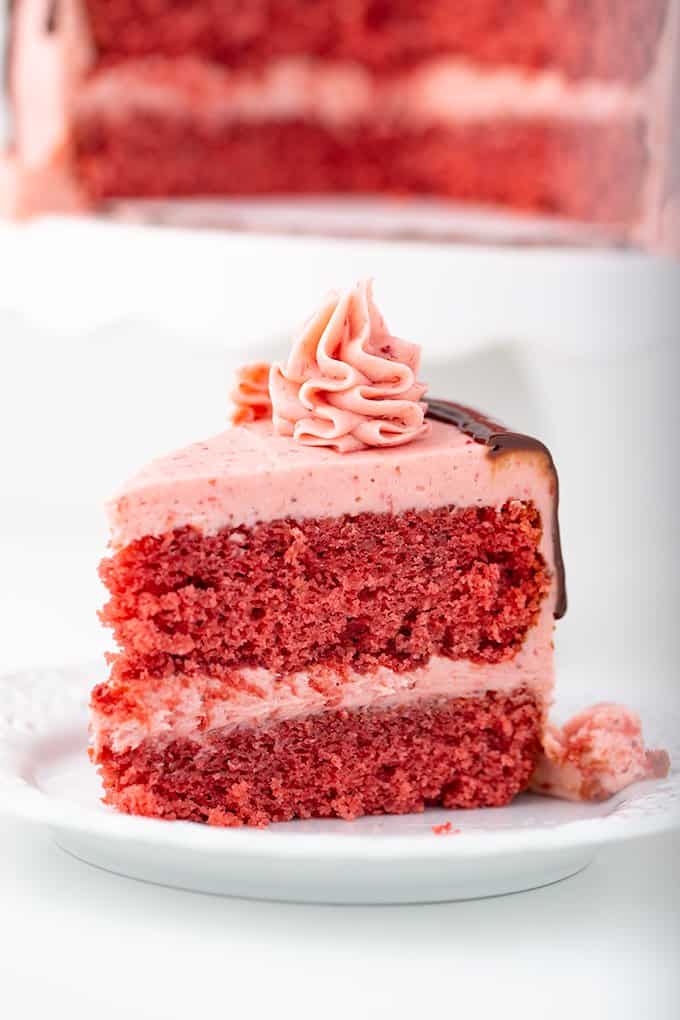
xmin=270 ymin=280 xmax=430 ymax=452
xmin=231 ymin=362 xmax=272 ymax=424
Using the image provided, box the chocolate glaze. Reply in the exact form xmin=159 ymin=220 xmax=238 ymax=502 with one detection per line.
xmin=46 ymin=0 xmax=59 ymax=33
xmin=427 ymin=398 xmax=567 ymax=619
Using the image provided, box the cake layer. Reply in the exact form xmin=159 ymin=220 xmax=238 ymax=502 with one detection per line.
xmin=74 ymin=112 xmax=645 ymax=223
xmin=95 ymin=688 xmax=542 ymax=825
xmin=90 ymin=646 xmax=555 ymax=757
xmin=83 ymin=0 xmax=668 ymax=83
xmin=100 ymin=500 xmax=550 ymax=683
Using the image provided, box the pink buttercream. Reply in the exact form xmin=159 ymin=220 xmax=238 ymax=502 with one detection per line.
xmin=231 ymin=362 xmax=272 ymax=425
xmin=74 ymin=55 xmax=644 ymax=128
xmin=530 ymin=703 xmax=670 ymax=801
xmin=90 ymin=644 xmax=554 ymax=757
xmin=270 ymin=280 xmax=430 ymax=452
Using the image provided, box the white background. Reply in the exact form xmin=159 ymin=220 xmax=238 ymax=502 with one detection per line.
xmin=1 ymin=224 xmax=679 ymax=1019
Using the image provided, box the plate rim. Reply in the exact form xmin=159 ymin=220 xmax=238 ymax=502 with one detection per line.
xmin=1 ymin=664 xmax=678 ymax=861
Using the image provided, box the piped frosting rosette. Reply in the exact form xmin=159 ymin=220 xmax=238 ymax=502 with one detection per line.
xmin=270 ymin=280 xmax=430 ymax=453
xmin=231 ymin=362 xmax=273 ymax=424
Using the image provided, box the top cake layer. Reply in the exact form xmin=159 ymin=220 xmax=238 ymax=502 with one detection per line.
xmin=82 ymin=0 xmax=669 ymax=83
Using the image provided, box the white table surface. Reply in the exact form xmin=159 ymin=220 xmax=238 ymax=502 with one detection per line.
xmin=2 ymin=243 xmax=679 ymax=1020
xmin=1 ymin=816 xmax=678 ymax=1020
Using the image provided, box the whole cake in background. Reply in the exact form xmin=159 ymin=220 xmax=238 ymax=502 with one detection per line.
xmin=2 ymin=0 xmax=679 ymax=249
xmin=90 ymin=280 xmax=668 ymax=827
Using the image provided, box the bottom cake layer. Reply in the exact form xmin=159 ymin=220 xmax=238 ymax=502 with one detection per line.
xmin=74 ymin=115 xmax=645 ymax=225
xmin=96 ymin=688 xmax=541 ymax=826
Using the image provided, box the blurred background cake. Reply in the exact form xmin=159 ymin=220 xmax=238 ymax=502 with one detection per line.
xmin=2 ymin=0 xmax=679 ymax=250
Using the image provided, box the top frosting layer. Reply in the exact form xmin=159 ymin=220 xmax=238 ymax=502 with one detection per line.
xmin=270 ymin=280 xmax=430 ymax=453
xmin=108 ymin=416 xmax=557 ymax=592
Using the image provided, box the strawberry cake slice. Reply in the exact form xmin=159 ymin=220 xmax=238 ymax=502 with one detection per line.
xmin=90 ymin=281 xmax=667 ymax=827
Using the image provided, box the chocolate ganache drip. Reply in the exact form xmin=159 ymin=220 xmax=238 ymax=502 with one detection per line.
xmin=426 ymin=398 xmax=566 ymax=619
xmin=45 ymin=1 xmax=60 ymax=33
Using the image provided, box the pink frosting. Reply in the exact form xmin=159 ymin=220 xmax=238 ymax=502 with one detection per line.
xmin=90 ymin=646 xmax=555 ymax=756
xmin=231 ymin=362 xmax=272 ymax=425
xmin=75 ymin=55 xmax=644 ymax=128
xmin=270 ymin=280 xmax=430 ymax=453
xmin=531 ymin=703 xmax=670 ymax=801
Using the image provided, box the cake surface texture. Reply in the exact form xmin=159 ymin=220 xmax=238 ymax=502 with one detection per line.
xmin=90 ymin=280 xmax=668 ymax=827
xmin=2 ymin=0 xmax=679 ymax=249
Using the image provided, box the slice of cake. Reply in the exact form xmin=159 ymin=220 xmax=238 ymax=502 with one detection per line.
xmin=91 ymin=281 xmax=667 ymax=827
xmin=3 ymin=1 xmax=679 ymax=249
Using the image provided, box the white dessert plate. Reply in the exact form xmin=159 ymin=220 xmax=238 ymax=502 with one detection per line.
xmin=1 ymin=663 xmax=678 ymax=904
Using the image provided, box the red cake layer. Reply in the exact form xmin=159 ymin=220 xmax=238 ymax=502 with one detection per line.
xmin=96 ymin=688 xmax=542 ymax=825
xmin=83 ymin=0 xmax=668 ymax=82
xmin=99 ymin=501 xmax=549 ymax=684
xmin=75 ymin=115 xmax=646 ymax=224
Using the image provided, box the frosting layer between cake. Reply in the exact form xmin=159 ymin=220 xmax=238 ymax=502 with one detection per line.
xmin=91 ymin=634 xmax=554 ymax=757
xmin=74 ymin=56 xmax=647 ymax=127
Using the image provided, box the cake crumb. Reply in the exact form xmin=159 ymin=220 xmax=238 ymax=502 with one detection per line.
xmin=432 ymin=821 xmax=460 ymax=836
xmin=530 ymin=703 xmax=670 ymax=802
